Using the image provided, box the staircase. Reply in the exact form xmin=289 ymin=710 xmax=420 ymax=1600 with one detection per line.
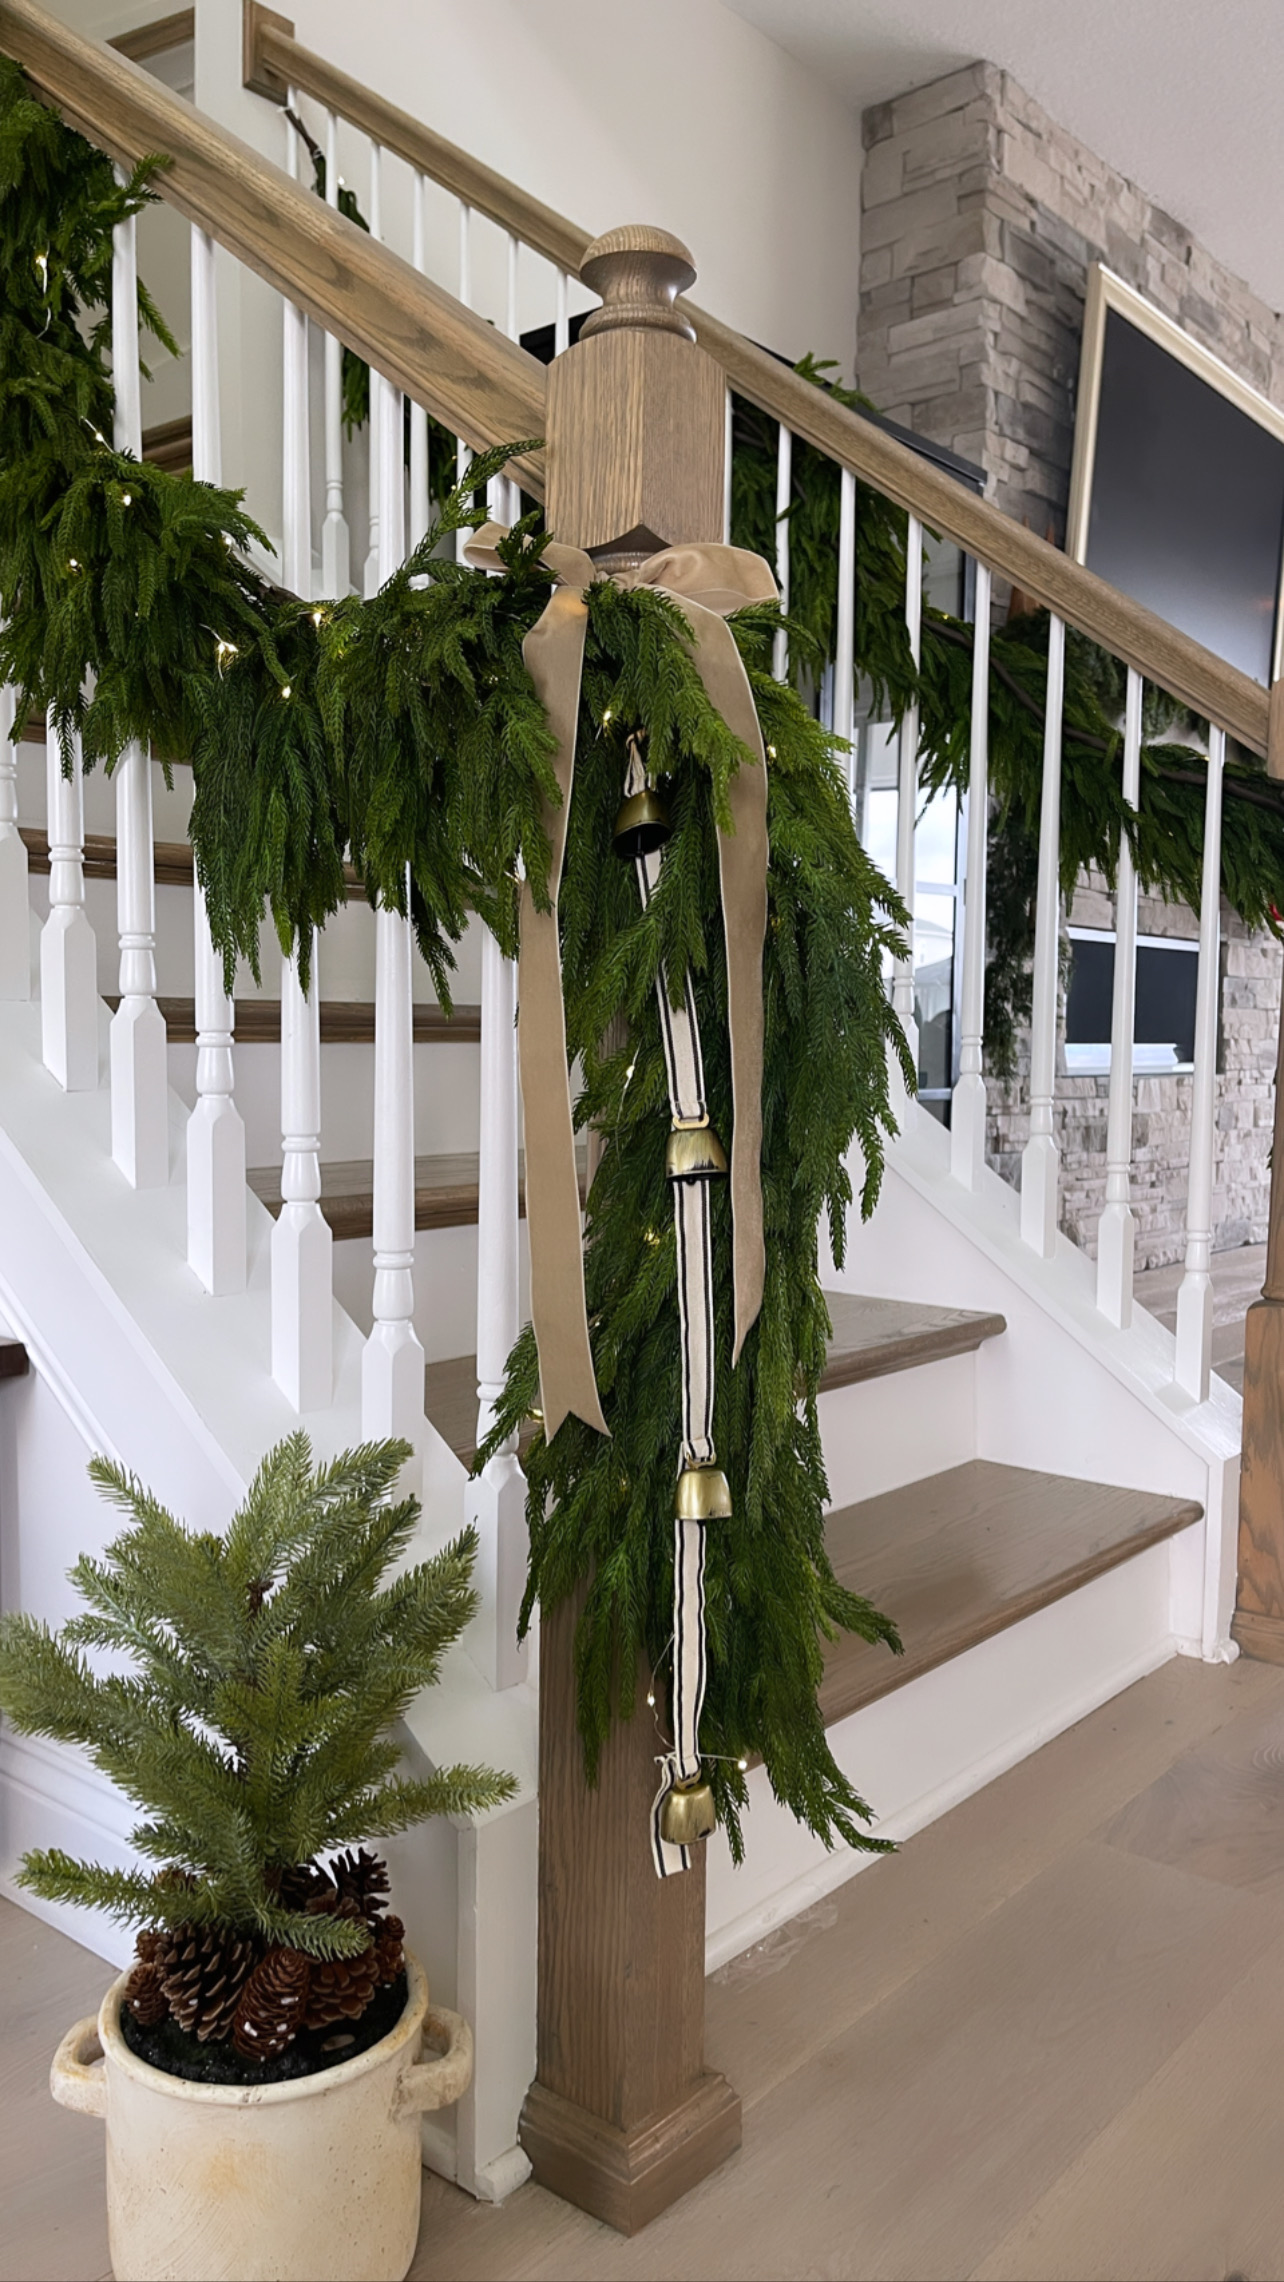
xmin=0 ymin=0 xmax=1260 ymax=2227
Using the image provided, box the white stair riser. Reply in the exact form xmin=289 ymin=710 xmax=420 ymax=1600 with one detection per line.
xmin=332 ymin=1222 xmax=532 ymax=1366
xmin=167 ymin=1039 xmax=483 ymax=1164
xmin=705 ymin=1527 xmax=1197 ymax=1970
xmin=819 ymin=1351 xmax=978 ymax=1510
xmin=25 ymin=873 xmax=486 ymax=1008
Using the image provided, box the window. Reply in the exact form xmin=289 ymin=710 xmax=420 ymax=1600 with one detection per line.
xmin=1064 ymin=927 xmax=1202 ymax=1073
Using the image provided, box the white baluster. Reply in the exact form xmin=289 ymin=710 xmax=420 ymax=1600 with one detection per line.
xmin=723 ymin=385 xmax=733 ymax=546
xmin=408 ymin=171 xmax=430 ymax=552
xmin=455 ymin=204 xmax=472 ymax=560
xmin=771 ymin=425 xmax=792 ymax=685
xmin=40 ymin=712 xmax=97 ymax=1091
xmin=363 ymin=143 xmax=383 ymax=598
xmin=1020 ymin=612 xmax=1067 ymax=1256
xmin=320 ymin=109 xmax=350 ymax=600
xmin=1096 ymin=667 xmax=1143 ymax=1323
xmin=502 ymin=232 xmax=521 ymax=525
xmin=363 ymin=370 xmax=425 ymax=1444
xmin=275 ymin=951 xmax=331 ymax=1410
xmin=0 ymin=684 xmax=30 ymax=999
xmin=950 ymin=560 xmax=993 ymax=1188
xmin=555 ymin=267 xmax=570 ymax=358
xmin=891 ymin=513 xmax=923 ymax=1086
xmin=1174 ymin=725 xmax=1227 ymax=1400
xmin=272 ymin=105 xmax=331 ymax=1412
xmin=470 ymin=777 xmax=523 ymax=1687
xmin=833 ymin=467 xmax=857 ymax=784
xmin=110 ymin=197 xmax=168 ymax=1187
xmin=187 ymin=224 xmax=246 ymax=1293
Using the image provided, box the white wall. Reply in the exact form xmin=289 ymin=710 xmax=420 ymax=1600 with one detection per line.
xmin=197 ymin=0 xmax=864 ymax=369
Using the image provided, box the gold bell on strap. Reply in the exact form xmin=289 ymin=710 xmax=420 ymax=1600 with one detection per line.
xmin=674 ymin=1462 xmax=733 ymax=1521
xmin=660 ymin=1775 xmax=718 ymax=1846
xmin=612 ymin=784 xmax=672 ymax=861
xmin=665 ymin=1114 xmax=728 ymax=1182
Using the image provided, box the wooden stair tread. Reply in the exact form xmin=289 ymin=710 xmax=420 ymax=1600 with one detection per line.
xmin=819 ymin=1459 xmax=1203 ymax=1730
xmin=0 ymin=1338 xmax=29 ymax=1379
xmin=425 ymin=1292 xmax=1008 ymax=1466
xmin=105 ymin=995 xmax=481 ymax=1044
xmin=248 ymin=1149 xmax=584 ymax=1241
xmin=820 ymin=1292 xmax=1005 ymax=1387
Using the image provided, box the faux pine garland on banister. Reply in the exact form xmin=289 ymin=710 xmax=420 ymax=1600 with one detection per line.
xmin=0 ymin=62 xmax=909 ymax=1856
xmin=731 ymin=363 xmax=1284 ymax=1073
xmin=3 ymin=59 xmax=1283 ymax=1853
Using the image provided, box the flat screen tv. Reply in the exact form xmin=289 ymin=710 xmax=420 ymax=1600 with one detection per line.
xmin=1067 ymin=265 xmax=1284 ymax=686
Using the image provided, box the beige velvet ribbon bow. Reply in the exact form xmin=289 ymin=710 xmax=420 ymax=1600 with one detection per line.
xmin=463 ymin=524 xmax=777 ymax=1440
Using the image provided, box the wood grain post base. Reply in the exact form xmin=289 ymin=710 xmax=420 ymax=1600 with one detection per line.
xmin=519 ymin=2071 xmax=741 ymax=2236
xmin=1236 ymin=1291 xmax=1284 ymax=1658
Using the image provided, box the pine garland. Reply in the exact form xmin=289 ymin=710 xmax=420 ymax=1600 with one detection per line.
xmin=731 ymin=364 xmax=1284 ymax=1073
xmin=6 ymin=63 xmax=1282 ymax=1861
xmin=0 ymin=1436 xmax=516 ymax=1950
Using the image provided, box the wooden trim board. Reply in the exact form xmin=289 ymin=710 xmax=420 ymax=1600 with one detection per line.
xmin=107 ymin=9 xmax=193 ymax=65
xmin=105 ymin=995 xmax=482 ymax=1045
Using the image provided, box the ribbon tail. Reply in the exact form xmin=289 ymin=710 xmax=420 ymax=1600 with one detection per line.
xmin=681 ymin=604 xmax=769 ymax=1362
xmin=519 ymin=590 xmax=609 ymax=1440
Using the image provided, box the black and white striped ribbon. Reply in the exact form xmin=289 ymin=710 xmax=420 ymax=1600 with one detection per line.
xmin=627 ymin=747 xmax=718 ymax=1878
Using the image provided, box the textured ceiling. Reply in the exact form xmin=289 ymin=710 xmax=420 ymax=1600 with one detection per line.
xmin=722 ymin=0 xmax=1284 ymax=315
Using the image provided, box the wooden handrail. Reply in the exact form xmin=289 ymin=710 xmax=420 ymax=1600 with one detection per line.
xmin=0 ymin=0 xmax=547 ymax=495
xmin=254 ymin=7 xmax=1270 ymax=756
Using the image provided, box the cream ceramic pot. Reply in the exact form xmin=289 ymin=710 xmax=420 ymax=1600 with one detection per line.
xmin=50 ymin=1953 xmax=469 ymax=2282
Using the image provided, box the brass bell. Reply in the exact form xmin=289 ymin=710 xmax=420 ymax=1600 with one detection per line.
xmin=674 ymin=1463 xmax=733 ymax=1522
xmin=665 ymin=1116 xmax=728 ymax=1181
xmin=660 ymin=1777 xmax=717 ymax=1846
xmin=612 ymin=786 xmax=671 ymax=861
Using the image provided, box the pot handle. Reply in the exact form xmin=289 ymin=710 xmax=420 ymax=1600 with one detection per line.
xmin=396 ymin=2005 xmax=473 ymax=2116
xmin=51 ymin=2017 xmax=108 ymax=2118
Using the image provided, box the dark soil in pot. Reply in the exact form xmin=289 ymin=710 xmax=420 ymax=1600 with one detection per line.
xmin=119 ymin=1969 xmax=410 ymax=2087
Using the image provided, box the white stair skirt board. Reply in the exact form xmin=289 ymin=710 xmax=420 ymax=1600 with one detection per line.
xmin=705 ymin=1528 xmax=1194 ymax=1970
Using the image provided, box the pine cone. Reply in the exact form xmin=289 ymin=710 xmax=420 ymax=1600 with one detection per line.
xmin=232 ymin=1947 xmax=311 ymax=2062
xmin=134 ymin=1927 xmax=165 ymax=1965
xmin=303 ymin=1900 xmax=381 ymax=2030
xmin=153 ymin=1865 xmax=198 ymax=1897
xmin=160 ymin=1923 xmax=261 ymax=2044
xmin=329 ymin=1847 xmax=390 ymax=1926
xmin=276 ymin=1861 xmax=339 ymax=1917
xmin=124 ymin=1960 xmax=170 ymax=2028
xmin=374 ymin=1914 xmax=405 ymax=1986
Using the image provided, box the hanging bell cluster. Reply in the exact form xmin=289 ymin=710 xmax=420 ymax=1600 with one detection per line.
xmin=665 ymin=1114 xmax=728 ymax=1182
xmin=612 ymin=784 xmax=672 ymax=861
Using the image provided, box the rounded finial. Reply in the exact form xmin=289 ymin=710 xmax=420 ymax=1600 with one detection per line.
xmin=578 ymin=225 xmax=697 ymax=342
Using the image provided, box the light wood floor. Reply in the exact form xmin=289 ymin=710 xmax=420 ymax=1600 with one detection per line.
xmin=8 ymin=1653 xmax=1284 ymax=2281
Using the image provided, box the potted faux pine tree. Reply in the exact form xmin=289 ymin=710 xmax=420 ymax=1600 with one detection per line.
xmin=0 ymin=1434 xmax=516 ymax=2282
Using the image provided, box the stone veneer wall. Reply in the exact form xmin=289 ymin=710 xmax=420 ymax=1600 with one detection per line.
xmin=858 ymin=60 xmax=1284 ymax=542
xmin=858 ymin=61 xmax=1282 ymax=1263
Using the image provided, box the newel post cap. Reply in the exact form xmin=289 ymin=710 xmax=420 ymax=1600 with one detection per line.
xmin=579 ymin=225 xmax=697 ymax=343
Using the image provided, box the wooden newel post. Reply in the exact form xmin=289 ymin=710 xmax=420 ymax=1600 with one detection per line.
xmin=1234 ymin=677 xmax=1284 ymax=1657
xmin=516 ymin=226 xmax=742 ymax=2234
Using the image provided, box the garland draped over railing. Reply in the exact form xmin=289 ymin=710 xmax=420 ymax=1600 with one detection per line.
xmin=731 ymin=365 xmax=1284 ymax=1073
xmin=6 ymin=62 xmax=1284 ymax=1851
